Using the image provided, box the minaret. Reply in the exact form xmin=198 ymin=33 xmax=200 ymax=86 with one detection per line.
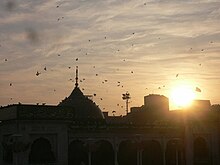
xmin=75 ymin=66 xmax=79 ymax=88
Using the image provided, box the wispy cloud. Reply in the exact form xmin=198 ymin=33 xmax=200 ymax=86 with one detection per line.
xmin=0 ymin=0 xmax=220 ymax=114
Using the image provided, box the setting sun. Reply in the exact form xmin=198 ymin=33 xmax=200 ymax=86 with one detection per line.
xmin=170 ymin=85 xmax=196 ymax=108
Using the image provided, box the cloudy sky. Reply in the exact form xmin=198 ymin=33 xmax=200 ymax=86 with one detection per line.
xmin=0 ymin=0 xmax=220 ymax=115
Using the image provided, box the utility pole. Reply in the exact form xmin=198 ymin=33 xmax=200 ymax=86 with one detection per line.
xmin=122 ymin=92 xmax=131 ymax=114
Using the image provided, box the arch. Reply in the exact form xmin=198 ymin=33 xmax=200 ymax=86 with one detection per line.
xmin=142 ymin=140 xmax=163 ymax=165
xmin=166 ymin=140 xmax=183 ymax=165
xmin=68 ymin=140 xmax=88 ymax=165
xmin=194 ymin=137 xmax=210 ymax=165
xmin=92 ymin=140 xmax=114 ymax=165
xmin=118 ymin=140 xmax=137 ymax=165
xmin=2 ymin=143 xmax=13 ymax=163
xmin=29 ymin=137 xmax=55 ymax=164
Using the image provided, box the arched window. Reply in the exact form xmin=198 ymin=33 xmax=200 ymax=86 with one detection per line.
xmin=68 ymin=140 xmax=87 ymax=165
xmin=194 ymin=137 xmax=210 ymax=165
xmin=92 ymin=140 xmax=114 ymax=165
xmin=142 ymin=140 xmax=163 ymax=165
xmin=2 ymin=142 xmax=13 ymax=164
xmin=2 ymin=135 xmax=13 ymax=163
xmin=29 ymin=137 xmax=55 ymax=164
xmin=166 ymin=140 xmax=183 ymax=165
xmin=118 ymin=140 xmax=137 ymax=165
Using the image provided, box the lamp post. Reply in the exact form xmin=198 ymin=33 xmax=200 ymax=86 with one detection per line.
xmin=122 ymin=92 xmax=131 ymax=115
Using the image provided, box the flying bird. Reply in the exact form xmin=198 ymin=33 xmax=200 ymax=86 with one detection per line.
xmin=195 ymin=87 xmax=201 ymax=92
xmin=176 ymin=74 xmax=179 ymax=77
xmin=36 ymin=71 xmax=40 ymax=76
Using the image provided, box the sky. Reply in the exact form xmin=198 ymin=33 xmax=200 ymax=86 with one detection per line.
xmin=0 ymin=0 xmax=220 ymax=115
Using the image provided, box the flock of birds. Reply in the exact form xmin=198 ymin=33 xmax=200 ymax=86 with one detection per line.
xmin=1 ymin=0 xmax=215 ymax=114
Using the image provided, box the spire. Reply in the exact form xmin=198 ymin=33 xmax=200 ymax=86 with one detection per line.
xmin=75 ymin=66 xmax=79 ymax=87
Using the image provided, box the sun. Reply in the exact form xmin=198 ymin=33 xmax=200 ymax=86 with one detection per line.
xmin=170 ymin=85 xmax=196 ymax=108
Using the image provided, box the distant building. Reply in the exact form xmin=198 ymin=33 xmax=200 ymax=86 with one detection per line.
xmin=1 ymin=67 xmax=220 ymax=165
xmin=144 ymin=94 xmax=169 ymax=113
xmin=187 ymin=100 xmax=211 ymax=111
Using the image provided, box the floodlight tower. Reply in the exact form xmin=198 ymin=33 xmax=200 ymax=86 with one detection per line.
xmin=122 ymin=91 xmax=131 ymax=115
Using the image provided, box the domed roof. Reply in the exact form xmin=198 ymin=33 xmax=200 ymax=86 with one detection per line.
xmin=58 ymin=67 xmax=104 ymax=120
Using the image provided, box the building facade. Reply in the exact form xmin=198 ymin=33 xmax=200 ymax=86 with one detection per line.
xmin=1 ymin=69 xmax=220 ymax=165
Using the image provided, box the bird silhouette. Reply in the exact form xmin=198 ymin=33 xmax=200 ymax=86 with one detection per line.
xmin=195 ymin=87 xmax=201 ymax=92
xmin=36 ymin=71 xmax=40 ymax=76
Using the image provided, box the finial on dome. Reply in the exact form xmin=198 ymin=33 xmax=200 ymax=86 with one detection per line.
xmin=75 ymin=66 xmax=79 ymax=87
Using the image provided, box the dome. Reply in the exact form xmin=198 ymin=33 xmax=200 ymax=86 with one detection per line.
xmin=58 ymin=87 xmax=104 ymax=120
xmin=58 ymin=66 xmax=104 ymax=120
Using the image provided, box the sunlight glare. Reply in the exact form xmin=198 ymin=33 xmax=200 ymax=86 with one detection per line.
xmin=170 ymin=85 xmax=196 ymax=108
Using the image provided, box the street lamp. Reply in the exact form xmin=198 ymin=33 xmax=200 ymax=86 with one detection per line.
xmin=122 ymin=92 xmax=131 ymax=115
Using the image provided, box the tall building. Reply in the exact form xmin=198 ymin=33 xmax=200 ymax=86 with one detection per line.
xmin=0 ymin=67 xmax=220 ymax=165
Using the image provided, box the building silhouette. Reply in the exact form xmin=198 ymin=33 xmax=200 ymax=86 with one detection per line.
xmin=0 ymin=67 xmax=220 ymax=165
